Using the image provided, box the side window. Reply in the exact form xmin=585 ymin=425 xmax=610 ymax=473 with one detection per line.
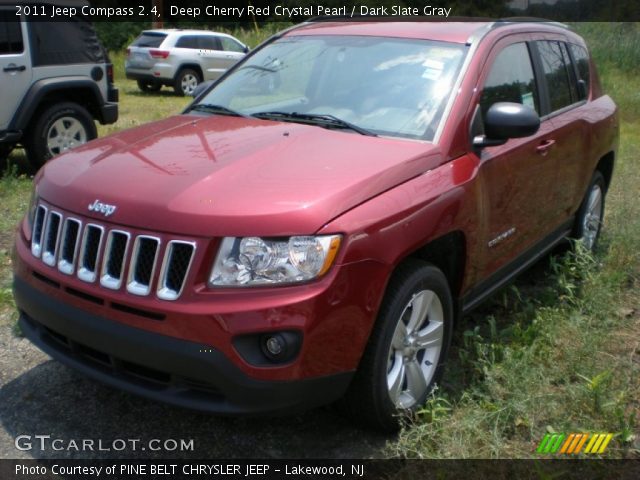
xmin=479 ymin=42 xmax=539 ymax=117
xmin=537 ymin=40 xmax=575 ymax=112
xmin=569 ymin=44 xmax=590 ymax=99
xmin=175 ymin=36 xmax=199 ymax=49
xmin=199 ymin=36 xmax=222 ymax=51
xmin=0 ymin=11 xmax=24 ymax=55
xmin=220 ymin=37 xmax=245 ymax=53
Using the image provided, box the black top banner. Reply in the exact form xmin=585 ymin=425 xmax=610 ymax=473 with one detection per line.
xmin=3 ymin=0 xmax=640 ymax=22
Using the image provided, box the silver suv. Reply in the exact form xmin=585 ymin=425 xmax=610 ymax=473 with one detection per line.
xmin=0 ymin=4 xmax=118 ymax=169
xmin=125 ymin=29 xmax=248 ymax=96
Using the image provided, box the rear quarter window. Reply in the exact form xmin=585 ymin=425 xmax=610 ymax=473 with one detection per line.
xmin=569 ymin=44 xmax=590 ymax=99
xmin=132 ymin=32 xmax=167 ymax=48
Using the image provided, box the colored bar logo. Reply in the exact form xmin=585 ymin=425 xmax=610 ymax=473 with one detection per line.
xmin=536 ymin=433 xmax=613 ymax=454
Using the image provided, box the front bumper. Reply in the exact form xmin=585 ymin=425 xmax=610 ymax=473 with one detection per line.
xmin=13 ymin=275 xmax=353 ymax=414
xmin=125 ymin=65 xmax=175 ymax=84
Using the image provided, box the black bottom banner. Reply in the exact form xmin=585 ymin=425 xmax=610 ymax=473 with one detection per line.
xmin=1 ymin=459 xmax=639 ymax=480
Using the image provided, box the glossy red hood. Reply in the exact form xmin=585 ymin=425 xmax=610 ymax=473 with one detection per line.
xmin=38 ymin=115 xmax=442 ymax=236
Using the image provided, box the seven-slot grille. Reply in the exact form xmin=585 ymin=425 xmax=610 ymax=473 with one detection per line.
xmin=30 ymin=204 xmax=196 ymax=301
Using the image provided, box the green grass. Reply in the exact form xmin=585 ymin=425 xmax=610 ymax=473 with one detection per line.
xmin=0 ymin=22 xmax=638 ymax=459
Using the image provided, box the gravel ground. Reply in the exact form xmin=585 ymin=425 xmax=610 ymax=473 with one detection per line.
xmin=0 ymin=321 xmax=388 ymax=460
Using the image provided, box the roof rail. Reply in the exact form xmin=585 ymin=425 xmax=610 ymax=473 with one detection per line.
xmin=493 ymin=17 xmax=570 ymax=29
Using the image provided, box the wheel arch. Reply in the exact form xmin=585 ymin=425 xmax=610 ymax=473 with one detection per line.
xmin=405 ymin=230 xmax=467 ymax=300
xmin=10 ymin=78 xmax=104 ymax=132
xmin=175 ymin=64 xmax=203 ymax=80
xmin=595 ymin=151 xmax=615 ymax=192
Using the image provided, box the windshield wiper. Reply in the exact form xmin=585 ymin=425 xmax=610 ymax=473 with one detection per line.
xmin=190 ymin=104 xmax=247 ymax=117
xmin=251 ymin=111 xmax=376 ymax=136
xmin=236 ymin=64 xmax=278 ymax=73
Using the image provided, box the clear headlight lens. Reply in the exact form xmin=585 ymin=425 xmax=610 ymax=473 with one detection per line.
xmin=209 ymin=235 xmax=341 ymax=287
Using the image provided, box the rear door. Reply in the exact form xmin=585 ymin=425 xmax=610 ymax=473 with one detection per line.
xmin=532 ymin=39 xmax=591 ymax=220
xmin=0 ymin=9 xmax=32 ymax=131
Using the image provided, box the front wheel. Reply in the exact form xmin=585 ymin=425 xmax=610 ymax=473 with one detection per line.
xmin=342 ymin=260 xmax=454 ymax=432
xmin=24 ymin=102 xmax=97 ymax=169
xmin=572 ymin=171 xmax=606 ymax=251
xmin=173 ymin=68 xmax=200 ymax=96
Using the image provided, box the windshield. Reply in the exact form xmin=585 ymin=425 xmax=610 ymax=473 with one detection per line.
xmin=194 ymin=35 xmax=467 ymax=141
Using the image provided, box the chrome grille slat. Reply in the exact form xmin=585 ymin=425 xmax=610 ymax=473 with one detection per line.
xmin=31 ymin=203 xmax=194 ymax=300
xmin=100 ymin=230 xmax=130 ymax=290
xmin=58 ymin=218 xmax=82 ymax=275
xmin=77 ymin=224 xmax=104 ymax=283
xmin=31 ymin=205 xmax=48 ymax=258
xmin=157 ymin=241 xmax=196 ymax=301
xmin=42 ymin=212 xmax=62 ymax=267
xmin=127 ymin=236 xmax=160 ymax=296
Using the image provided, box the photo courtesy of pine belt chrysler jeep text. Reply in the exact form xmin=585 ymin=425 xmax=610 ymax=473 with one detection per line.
xmin=12 ymin=20 xmax=618 ymax=431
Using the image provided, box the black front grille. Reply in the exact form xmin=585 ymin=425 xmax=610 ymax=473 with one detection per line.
xmin=31 ymin=203 xmax=197 ymax=300
xmin=60 ymin=219 xmax=81 ymax=268
xmin=131 ymin=237 xmax=159 ymax=289
xmin=104 ymin=231 xmax=128 ymax=282
xmin=166 ymin=243 xmax=193 ymax=291
xmin=82 ymin=225 xmax=103 ymax=273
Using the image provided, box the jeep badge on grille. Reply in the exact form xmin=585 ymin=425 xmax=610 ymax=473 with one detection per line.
xmin=88 ymin=199 xmax=117 ymax=217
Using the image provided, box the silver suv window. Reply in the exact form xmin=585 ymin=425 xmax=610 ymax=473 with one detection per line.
xmin=0 ymin=10 xmax=23 ymax=54
xmin=220 ymin=37 xmax=245 ymax=53
xmin=132 ymin=32 xmax=166 ymax=48
xmin=175 ymin=35 xmax=199 ymax=49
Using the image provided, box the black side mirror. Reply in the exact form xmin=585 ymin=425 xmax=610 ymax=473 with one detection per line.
xmin=243 ymin=46 xmax=250 ymax=54
xmin=190 ymin=80 xmax=214 ymax=98
xmin=473 ymin=102 xmax=540 ymax=148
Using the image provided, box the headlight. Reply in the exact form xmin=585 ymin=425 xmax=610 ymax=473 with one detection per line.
xmin=209 ymin=235 xmax=341 ymax=287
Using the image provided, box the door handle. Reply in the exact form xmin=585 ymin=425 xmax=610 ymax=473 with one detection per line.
xmin=3 ymin=64 xmax=26 ymax=73
xmin=536 ymin=139 xmax=556 ymax=155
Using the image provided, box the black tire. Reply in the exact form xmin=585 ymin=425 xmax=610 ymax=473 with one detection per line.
xmin=571 ymin=171 xmax=606 ymax=251
xmin=24 ymin=102 xmax=97 ymax=169
xmin=342 ymin=260 xmax=454 ymax=432
xmin=173 ymin=68 xmax=200 ymax=96
xmin=137 ymin=79 xmax=162 ymax=92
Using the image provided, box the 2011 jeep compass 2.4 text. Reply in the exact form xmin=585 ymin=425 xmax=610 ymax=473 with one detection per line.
xmin=13 ymin=20 xmax=618 ymax=431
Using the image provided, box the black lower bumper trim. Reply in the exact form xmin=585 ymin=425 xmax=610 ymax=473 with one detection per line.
xmin=13 ymin=275 xmax=353 ymax=415
xmin=99 ymin=103 xmax=118 ymax=125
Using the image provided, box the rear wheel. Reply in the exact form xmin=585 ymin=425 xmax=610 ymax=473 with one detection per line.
xmin=342 ymin=260 xmax=454 ymax=432
xmin=24 ymin=102 xmax=97 ymax=169
xmin=572 ymin=171 xmax=606 ymax=251
xmin=174 ymin=68 xmax=200 ymax=96
xmin=137 ymin=80 xmax=162 ymax=92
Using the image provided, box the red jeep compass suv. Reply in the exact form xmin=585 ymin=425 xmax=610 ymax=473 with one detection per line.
xmin=13 ymin=20 xmax=618 ymax=431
